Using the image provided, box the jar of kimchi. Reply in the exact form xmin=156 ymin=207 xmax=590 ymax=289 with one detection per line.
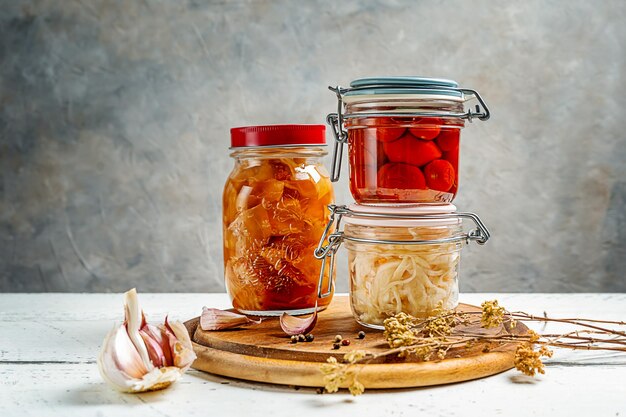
xmin=326 ymin=76 xmax=490 ymax=204
xmin=223 ymin=125 xmax=335 ymax=316
xmin=315 ymin=204 xmax=490 ymax=329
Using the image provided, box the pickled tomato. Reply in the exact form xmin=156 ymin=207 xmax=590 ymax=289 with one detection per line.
xmin=408 ymin=117 xmax=442 ymax=140
xmin=436 ymin=130 xmax=460 ymax=152
xmin=424 ymin=159 xmax=455 ymax=192
xmin=377 ymin=163 xmax=426 ymax=190
xmin=383 ymin=133 xmax=442 ymax=167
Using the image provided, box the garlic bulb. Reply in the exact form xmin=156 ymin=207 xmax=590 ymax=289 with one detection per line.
xmin=97 ymin=288 xmax=196 ymax=393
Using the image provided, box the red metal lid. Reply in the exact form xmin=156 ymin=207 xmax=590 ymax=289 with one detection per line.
xmin=230 ymin=124 xmax=326 ymax=148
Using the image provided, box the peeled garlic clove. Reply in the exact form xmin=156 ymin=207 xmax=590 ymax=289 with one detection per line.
xmin=200 ymin=307 xmax=262 ymax=330
xmin=279 ymin=308 xmax=318 ymax=336
xmin=97 ymin=288 xmax=197 ymax=393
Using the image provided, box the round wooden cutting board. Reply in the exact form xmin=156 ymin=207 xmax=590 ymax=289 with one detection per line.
xmin=185 ymin=296 xmax=528 ymax=389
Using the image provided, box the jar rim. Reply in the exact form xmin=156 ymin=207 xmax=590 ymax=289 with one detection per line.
xmin=229 ymin=143 xmax=328 ymax=151
xmin=343 ymin=93 xmax=465 ymax=105
xmin=342 ymin=203 xmax=461 ymax=228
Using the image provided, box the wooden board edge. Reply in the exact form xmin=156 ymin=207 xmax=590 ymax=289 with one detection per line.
xmin=190 ymin=340 xmax=516 ymax=389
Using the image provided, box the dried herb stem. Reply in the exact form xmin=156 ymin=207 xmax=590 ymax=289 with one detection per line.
xmin=504 ymin=313 xmax=620 ymax=335
xmin=319 ymin=300 xmax=626 ymax=396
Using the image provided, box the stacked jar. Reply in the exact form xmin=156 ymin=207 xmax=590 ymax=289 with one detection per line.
xmin=316 ymin=77 xmax=491 ymax=329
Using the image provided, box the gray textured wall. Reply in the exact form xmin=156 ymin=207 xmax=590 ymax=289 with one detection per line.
xmin=1 ymin=0 xmax=625 ymax=293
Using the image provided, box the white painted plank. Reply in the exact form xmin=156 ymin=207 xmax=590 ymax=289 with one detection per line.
xmin=1 ymin=364 xmax=625 ymax=417
xmin=2 ymin=293 xmax=625 ymax=320
xmin=0 ymin=293 xmax=230 ymax=363
xmin=2 ymin=293 xmax=625 ymax=363
xmin=1 ymin=293 xmax=626 ymax=416
xmin=0 ymin=293 xmax=232 ymax=321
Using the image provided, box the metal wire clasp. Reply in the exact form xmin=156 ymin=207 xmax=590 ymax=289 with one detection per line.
xmin=314 ymin=205 xmax=346 ymax=298
xmin=326 ymin=87 xmax=348 ymax=182
xmin=459 ymin=212 xmax=491 ymax=245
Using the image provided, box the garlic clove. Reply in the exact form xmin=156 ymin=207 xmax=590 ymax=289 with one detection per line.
xmin=98 ymin=325 xmax=144 ymax=390
xmin=164 ymin=318 xmax=195 ymax=371
xmin=123 ymin=289 xmax=154 ymax=372
xmin=200 ymin=307 xmax=262 ymax=331
xmin=110 ymin=323 xmax=149 ymax=379
xmin=279 ymin=308 xmax=318 ymax=336
xmin=139 ymin=327 xmax=167 ymax=368
xmin=142 ymin=323 xmax=173 ymax=366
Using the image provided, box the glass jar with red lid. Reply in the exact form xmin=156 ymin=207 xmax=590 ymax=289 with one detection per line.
xmin=224 ymin=125 xmax=335 ymax=315
xmin=315 ymin=204 xmax=490 ymax=329
xmin=327 ymin=77 xmax=490 ymax=205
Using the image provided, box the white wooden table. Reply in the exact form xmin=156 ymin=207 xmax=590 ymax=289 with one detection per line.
xmin=1 ymin=293 xmax=625 ymax=417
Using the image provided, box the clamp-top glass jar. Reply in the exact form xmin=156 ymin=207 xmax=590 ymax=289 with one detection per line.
xmin=223 ymin=125 xmax=335 ymax=316
xmin=327 ymin=76 xmax=490 ymax=204
xmin=315 ymin=204 xmax=490 ymax=329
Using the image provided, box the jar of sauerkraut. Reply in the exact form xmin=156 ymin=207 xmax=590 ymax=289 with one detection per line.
xmin=326 ymin=76 xmax=490 ymax=204
xmin=224 ymin=125 xmax=335 ymax=316
xmin=315 ymin=204 xmax=490 ymax=329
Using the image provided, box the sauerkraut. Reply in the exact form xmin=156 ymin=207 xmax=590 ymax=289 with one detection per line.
xmin=348 ymin=242 xmax=460 ymax=327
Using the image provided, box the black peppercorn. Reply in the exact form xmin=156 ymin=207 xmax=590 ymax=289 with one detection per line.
xmin=332 ymin=343 xmax=340 ymax=350
xmin=305 ymin=334 xmax=314 ymax=342
xmin=298 ymin=334 xmax=306 ymax=342
xmin=290 ymin=335 xmax=298 ymax=344
xmin=358 ymin=331 xmax=366 ymax=339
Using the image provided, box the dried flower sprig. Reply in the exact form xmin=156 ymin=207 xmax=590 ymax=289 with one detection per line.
xmin=319 ymin=300 xmax=626 ymax=395
xmin=480 ymin=300 xmax=508 ymax=328
xmin=320 ymin=350 xmax=369 ymax=396
xmin=514 ymin=344 xmax=553 ymax=376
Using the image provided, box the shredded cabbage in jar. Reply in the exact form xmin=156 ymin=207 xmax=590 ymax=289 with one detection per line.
xmin=349 ymin=243 xmax=460 ymax=326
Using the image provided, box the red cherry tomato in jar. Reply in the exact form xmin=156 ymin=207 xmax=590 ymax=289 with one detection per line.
xmin=377 ymin=163 xmax=426 ymax=189
xmin=375 ymin=127 xmax=406 ymax=143
xmin=435 ymin=129 xmax=460 ymax=152
xmin=408 ymin=118 xmax=441 ymax=140
xmin=443 ymin=149 xmax=459 ymax=171
xmin=424 ymin=159 xmax=455 ymax=192
xmin=442 ymin=149 xmax=459 ymax=193
xmin=383 ymin=133 xmax=442 ymax=167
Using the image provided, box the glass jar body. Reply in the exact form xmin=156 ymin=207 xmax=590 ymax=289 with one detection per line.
xmin=223 ymin=146 xmax=335 ymax=315
xmin=345 ymin=98 xmax=465 ymax=205
xmin=344 ymin=222 xmax=463 ymax=329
